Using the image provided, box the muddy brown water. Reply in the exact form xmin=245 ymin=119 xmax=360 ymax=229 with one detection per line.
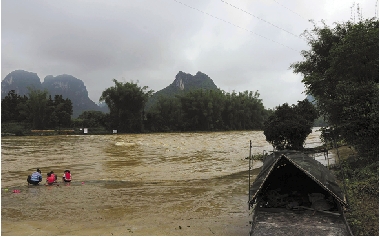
xmin=1 ymin=129 xmax=327 ymax=235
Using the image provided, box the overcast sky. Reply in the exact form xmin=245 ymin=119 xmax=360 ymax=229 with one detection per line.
xmin=2 ymin=0 xmax=377 ymax=109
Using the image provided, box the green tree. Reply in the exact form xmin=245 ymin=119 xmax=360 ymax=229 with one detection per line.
xmin=291 ymin=18 xmax=379 ymax=159
xmin=52 ymin=95 xmax=73 ymax=129
xmin=146 ymin=96 xmax=183 ymax=132
xmin=45 ymin=95 xmax=56 ymax=128
xmin=264 ymin=99 xmax=318 ymax=150
xmin=178 ymin=89 xmax=204 ymax=131
xmin=178 ymin=89 xmax=220 ymax=131
xmin=26 ymin=89 xmax=49 ymax=129
xmin=100 ymin=79 xmax=153 ymax=133
xmin=1 ymin=90 xmax=28 ymax=122
xmin=145 ymin=87 xmax=268 ymax=132
xmin=77 ymin=110 xmax=107 ymax=129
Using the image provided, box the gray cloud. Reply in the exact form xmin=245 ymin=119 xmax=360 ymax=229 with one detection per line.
xmin=2 ymin=0 xmax=377 ymax=107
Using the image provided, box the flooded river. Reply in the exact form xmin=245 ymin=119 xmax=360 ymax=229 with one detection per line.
xmin=1 ymin=129 xmax=324 ymax=235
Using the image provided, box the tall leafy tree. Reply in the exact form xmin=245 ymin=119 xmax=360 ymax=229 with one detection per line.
xmin=52 ymin=95 xmax=73 ymax=128
xmin=179 ymin=89 xmax=210 ymax=131
xmin=146 ymin=96 xmax=183 ymax=132
xmin=146 ymin=88 xmax=268 ymax=132
xmin=77 ymin=110 xmax=107 ymax=128
xmin=100 ymin=79 xmax=153 ymax=133
xmin=291 ymin=18 xmax=379 ymax=159
xmin=1 ymin=90 xmax=28 ymax=122
xmin=26 ymin=89 xmax=49 ymax=129
xmin=264 ymin=99 xmax=318 ymax=150
xmin=45 ymin=95 xmax=56 ymax=128
xmin=2 ymin=89 xmax=73 ymax=130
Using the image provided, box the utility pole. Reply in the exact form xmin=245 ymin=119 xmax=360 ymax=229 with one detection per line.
xmin=248 ymin=140 xmax=252 ymax=210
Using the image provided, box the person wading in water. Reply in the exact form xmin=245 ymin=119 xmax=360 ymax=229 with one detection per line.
xmin=27 ymin=168 xmax=42 ymax=185
xmin=62 ymin=170 xmax=72 ymax=183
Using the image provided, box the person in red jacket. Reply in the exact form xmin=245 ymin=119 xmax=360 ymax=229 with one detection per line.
xmin=49 ymin=171 xmax=57 ymax=183
xmin=52 ymin=171 xmax=58 ymax=182
xmin=46 ymin=172 xmax=56 ymax=185
xmin=62 ymin=170 xmax=72 ymax=183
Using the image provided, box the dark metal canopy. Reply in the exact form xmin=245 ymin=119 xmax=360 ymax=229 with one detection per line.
xmin=249 ymin=151 xmax=348 ymax=207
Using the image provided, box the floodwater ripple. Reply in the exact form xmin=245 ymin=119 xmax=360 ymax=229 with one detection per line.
xmin=1 ymin=130 xmax=324 ymax=235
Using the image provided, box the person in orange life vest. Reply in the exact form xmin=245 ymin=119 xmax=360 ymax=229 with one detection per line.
xmin=62 ymin=170 xmax=72 ymax=182
xmin=46 ymin=172 xmax=56 ymax=185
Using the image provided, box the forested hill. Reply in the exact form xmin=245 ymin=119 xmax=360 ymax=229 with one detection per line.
xmin=1 ymin=70 xmax=107 ymax=118
xmin=42 ymin=74 xmax=107 ymax=118
xmin=145 ymin=71 xmax=218 ymax=111
xmin=1 ymin=70 xmax=42 ymax=97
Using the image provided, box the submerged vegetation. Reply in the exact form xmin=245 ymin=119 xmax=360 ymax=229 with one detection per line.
xmin=246 ymin=153 xmax=267 ymax=161
xmin=263 ymin=99 xmax=318 ymax=150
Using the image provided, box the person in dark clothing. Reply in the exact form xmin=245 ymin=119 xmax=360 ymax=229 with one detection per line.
xmin=27 ymin=168 xmax=42 ymax=185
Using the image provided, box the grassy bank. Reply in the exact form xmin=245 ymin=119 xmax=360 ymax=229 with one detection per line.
xmin=332 ymin=147 xmax=379 ymax=236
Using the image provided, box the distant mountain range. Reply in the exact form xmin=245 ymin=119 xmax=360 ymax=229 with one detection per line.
xmin=145 ymin=71 xmax=219 ymax=111
xmin=1 ymin=70 xmax=107 ymax=118
xmin=1 ymin=70 xmax=219 ymax=118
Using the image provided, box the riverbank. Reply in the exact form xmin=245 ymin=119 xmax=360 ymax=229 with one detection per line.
xmin=331 ymin=146 xmax=379 ymax=236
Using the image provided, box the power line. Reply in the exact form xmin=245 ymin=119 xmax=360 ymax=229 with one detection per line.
xmin=220 ymin=0 xmax=302 ymax=39
xmin=375 ymin=0 xmax=378 ymax=18
xmin=173 ymin=0 xmax=298 ymax=51
xmin=272 ymin=0 xmax=307 ymax=21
